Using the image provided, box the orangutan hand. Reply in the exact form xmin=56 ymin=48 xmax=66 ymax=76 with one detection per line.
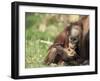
xmin=63 ymin=48 xmax=76 ymax=57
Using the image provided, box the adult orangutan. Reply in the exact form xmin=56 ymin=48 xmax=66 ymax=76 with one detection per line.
xmin=44 ymin=16 xmax=89 ymax=66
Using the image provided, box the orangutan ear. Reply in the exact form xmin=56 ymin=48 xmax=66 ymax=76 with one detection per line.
xmin=64 ymin=25 xmax=71 ymax=31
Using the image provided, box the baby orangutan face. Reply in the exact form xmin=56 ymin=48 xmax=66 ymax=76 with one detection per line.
xmin=68 ymin=25 xmax=82 ymax=49
xmin=66 ymin=24 xmax=83 ymax=55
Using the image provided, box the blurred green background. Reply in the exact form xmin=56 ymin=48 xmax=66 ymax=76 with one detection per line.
xmin=25 ymin=12 xmax=80 ymax=68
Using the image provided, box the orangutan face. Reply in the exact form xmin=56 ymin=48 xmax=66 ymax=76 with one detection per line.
xmin=69 ymin=25 xmax=82 ymax=49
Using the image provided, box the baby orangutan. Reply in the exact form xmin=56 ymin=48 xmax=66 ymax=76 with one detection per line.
xmin=44 ymin=22 xmax=83 ymax=66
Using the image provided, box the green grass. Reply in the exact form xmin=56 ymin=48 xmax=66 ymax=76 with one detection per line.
xmin=25 ymin=13 xmax=64 ymax=68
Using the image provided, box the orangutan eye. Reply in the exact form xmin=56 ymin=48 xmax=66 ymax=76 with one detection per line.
xmin=71 ymin=37 xmax=77 ymax=41
xmin=74 ymin=38 xmax=79 ymax=43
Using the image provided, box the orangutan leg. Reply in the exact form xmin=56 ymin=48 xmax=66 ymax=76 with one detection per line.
xmin=44 ymin=48 xmax=57 ymax=65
